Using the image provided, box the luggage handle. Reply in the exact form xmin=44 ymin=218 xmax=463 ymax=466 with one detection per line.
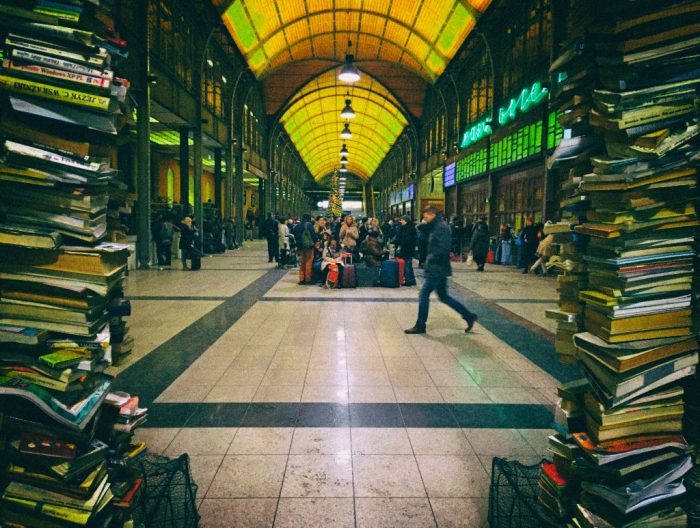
xmin=343 ymin=252 xmax=353 ymax=265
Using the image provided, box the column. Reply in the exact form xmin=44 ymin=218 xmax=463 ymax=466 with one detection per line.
xmin=224 ymin=141 xmax=233 ymax=221
xmin=214 ymin=148 xmax=222 ymax=211
xmin=234 ymin=138 xmax=245 ymax=244
xmin=179 ymin=127 xmax=189 ymax=212
xmin=135 ymin=0 xmax=152 ymax=269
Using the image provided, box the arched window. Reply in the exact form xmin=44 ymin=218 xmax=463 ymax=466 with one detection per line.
xmin=167 ymin=168 xmax=175 ymax=203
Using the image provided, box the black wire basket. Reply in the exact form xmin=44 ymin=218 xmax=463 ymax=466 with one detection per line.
xmin=132 ymin=452 xmax=200 ymax=528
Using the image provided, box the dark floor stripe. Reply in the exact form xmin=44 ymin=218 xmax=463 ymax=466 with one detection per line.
xmin=114 ymin=268 xmax=287 ymax=405
xmin=128 ymin=295 xmax=232 ymax=301
xmin=261 ymin=296 xmax=417 ymax=303
xmin=448 ymin=280 xmax=580 ymax=383
xmin=142 ymin=402 xmax=553 ymax=429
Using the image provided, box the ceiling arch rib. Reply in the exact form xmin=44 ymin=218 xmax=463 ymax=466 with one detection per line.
xmin=221 ymin=0 xmax=492 ymax=82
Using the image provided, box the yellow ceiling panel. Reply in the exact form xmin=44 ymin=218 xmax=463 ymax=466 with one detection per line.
xmin=221 ymin=0 xmax=491 ymax=81
xmin=280 ymin=67 xmax=408 ymax=181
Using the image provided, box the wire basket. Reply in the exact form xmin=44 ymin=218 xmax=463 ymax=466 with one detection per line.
xmin=132 ymin=452 xmax=200 ymax=528
xmin=488 ymin=457 xmax=555 ymax=528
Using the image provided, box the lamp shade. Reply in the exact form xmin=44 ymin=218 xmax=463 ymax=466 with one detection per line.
xmin=340 ymin=155 xmax=348 ymax=165
xmin=340 ymin=99 xmax=355 ymax=119
xmin=338 ymin=53 xmax=360 ymax=83
xmin=340 ymin=122 xmax=352 ymax=139
xmin=340 ymin=144 xmax=348 ymax=156
xmin=339 ymin=166 xmax=348 ymax=173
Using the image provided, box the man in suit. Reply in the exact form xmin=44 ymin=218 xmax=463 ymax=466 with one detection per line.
xmin=405 ymin=206 xmax=478 ymax=335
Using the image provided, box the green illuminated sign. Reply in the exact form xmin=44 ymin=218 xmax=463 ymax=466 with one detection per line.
xmin=498 ymin=81 xmax=549 ymax=126
xmin=460 ymin=117 xmax=492 ymax=149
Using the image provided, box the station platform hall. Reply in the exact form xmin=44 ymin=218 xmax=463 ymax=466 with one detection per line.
xmin=123 ymin=242 xmax=564 ymax=527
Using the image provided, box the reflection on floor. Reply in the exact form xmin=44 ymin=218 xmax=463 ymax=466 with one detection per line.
xmin=119 ymin=242 xmax=574 ymax=527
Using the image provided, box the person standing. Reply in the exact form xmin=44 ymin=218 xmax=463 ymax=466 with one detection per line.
xmin=396 ymin=215 xmax=417 ymax=286
xmin=469 ymin=221 xmax=489 ymax=272
xmin=224 ymin=217 xmax=236 ymax=250
xmin=293 ymin=213 xmax=318 ymax=284
xmin=521 ymin=216 xmax=539 ymax=274
xmin=405 ymin=206 xmax=478 ymax=334
xmin=417 ymin=220 xmax=430 ymax=268
xmin=177 ymin=216 xmax=196 ymax=270
xmin=263 ymin=213 xmax=280 ymax=263
xmin=278 ymin=217 xmax=290 ymax=267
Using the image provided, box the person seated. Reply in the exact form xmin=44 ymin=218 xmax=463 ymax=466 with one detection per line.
xmin=360 ymin=229 xmax=388 ymax=268
xmin=322 ymin=238 xmax=343 ymax=288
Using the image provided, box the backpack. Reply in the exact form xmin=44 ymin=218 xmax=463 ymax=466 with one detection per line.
xmin=301 ymin=224 xmax=315 ymax=249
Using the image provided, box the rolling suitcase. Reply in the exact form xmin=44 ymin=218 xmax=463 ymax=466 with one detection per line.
xmin=313 ymin=260 xmax=323 ymax=283
xmin=393 ymin=258 xmax=405 ymax=285
xmin=379 ymin=259 xmax=400 ymax=288
xmin=341 ymin=264 xmax=357 ymax=288
xmin=190 ymin=254 xmax=201 ymax=270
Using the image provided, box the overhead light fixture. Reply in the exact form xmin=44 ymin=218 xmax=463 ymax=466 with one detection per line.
xmin=221 ymin=75 xmax=227 ymax=84
xmin=338 ymin=40 xmax=360 ymax=83
xmin=340 ymin=144 xmax=348 ymax=156
xmin=340 ymin=155 xmax=348 ymax=165
xmin=340 ymin=122 xmax=352 ymax=139
xmin=339 ymin=167 xmax=348 ymax=173
xmin=340 ymin=97 xmax=355 ymax=119
xmin=206 ymin=59 xmax=214 ymax=68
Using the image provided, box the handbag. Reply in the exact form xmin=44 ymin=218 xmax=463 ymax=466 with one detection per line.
xmin=301 ymin=225 xmax=315 ymax=249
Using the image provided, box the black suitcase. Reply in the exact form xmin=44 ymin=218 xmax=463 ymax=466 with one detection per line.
xmin=190 ymin=254 xmax=201 ymax=270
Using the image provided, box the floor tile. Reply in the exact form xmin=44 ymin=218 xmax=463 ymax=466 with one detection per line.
xmin=353 ymin=455 xmax=426 ymax=497
xmin=463 ymin=429 xmax=537 ymax=457
xmin=394 ymin=387 xmax=445 ymax=404
xmin=296 ymin=403 xmax=350 ymax=427
xmin=206 ymin=455 xmax=287 ymax=498
xmin=290 ymin=428 xmax=351 ymax=455
xmin=349 ymin=403 xmax=404 ymax=427
xmin=407 ymin=429 xmax=474 ymax=456
xmin=416 ymin=455 xmax=490 ymax=498
xmin=388 ymin=370 xmax=435 ymax=388
xmin=468 ymin=370 xmax=526 ymax=388
xmin=437 ymin=387 xmax=491 ymax=404
xmin=274 ymin=498 xmax=354 ymax=528
xmin=281 ymin=455 xmax=353 ymax=497
xmin=155 ymin=383 xmax=212 ymax=403
xmin=355 ymin=498 xmax=436 ymax=528
xmin=430 ymin=498 xmax=488 ymax=528
xmin=253 ymin=385 xmax=304 ymax=403
xmin=400 ymin=403 xmax=457 ymax=428
xmin=301 ymin=385 xmax=349 ymax=404
xmin=261 ymin=369 xmax=308 ymax=386
xmin=241 ymin=403 xmax=300 ymax=427
xmin=348 ymin=369 xmax=391 ymax=386
xmin=198 ymin=498 xmax=277 ymax=528
xmin=188 ymin=455 xmax=223 ymax=496
xmin=482 ymin=387 xmax=540 ymax=404
xmin=228 ymin=428 xmax=294 ymax=455
xmin=428 ymin=370 xmax=478 ymax=387
xmin=165 ymin=428 xmax=236 ymax=456
xmin=205 ymin=384 xmax=258 ymax=403
xmin=349 ymin=386 xmax=396 ymax=403
xmin=133 ymin=427 xmax=179 ymax=454
xmin=351 ymin=428 xmax=413 ymax=455
xmin=186 ymin=403 xmax=248 ymax=427
xmin=304 ymin=369 xmax=348 ymax=387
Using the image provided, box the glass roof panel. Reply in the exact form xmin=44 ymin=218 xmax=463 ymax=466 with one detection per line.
xmin=221 ymin=0 xmax=493 ymax=81
xmin=280 ymin=68 xmax=408 ymax=181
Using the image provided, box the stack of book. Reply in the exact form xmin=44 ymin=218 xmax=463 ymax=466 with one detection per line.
xmin=0 ymin=1 xmax=144 ymax=526
xmin=538 ymin=460 xmax=576 ymax=524
xmin=566 ymin=1 xmax=700 ymax=525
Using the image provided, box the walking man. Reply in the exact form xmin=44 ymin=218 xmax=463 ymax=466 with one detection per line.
xmin=405 ymin=206 xmax=478 ymax=335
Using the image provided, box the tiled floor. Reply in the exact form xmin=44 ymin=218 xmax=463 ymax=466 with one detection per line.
xmin=122 ymin=242 xmax=571 ymax=527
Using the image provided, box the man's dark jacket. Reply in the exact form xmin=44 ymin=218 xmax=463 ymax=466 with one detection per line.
xmin=424 ymin=215 xmax=452 ymax=279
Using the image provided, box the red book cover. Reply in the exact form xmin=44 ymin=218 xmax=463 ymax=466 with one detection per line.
xmin=541 ymin=462 xmax=568 ymax=488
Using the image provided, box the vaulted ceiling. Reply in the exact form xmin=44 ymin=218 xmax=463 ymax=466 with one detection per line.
xmin=213 ymin=0 xmax=493 ymax=181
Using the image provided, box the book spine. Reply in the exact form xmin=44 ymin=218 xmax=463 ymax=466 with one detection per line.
xmin=5 ymin=140 xmax=102 ymax=172
xmin=11 ymin=48 xmax=112 ymax=80
xmin=2 ymin=495 xmax=92 ymax=523
xmin=5 ymin=60 xmax=111 ymax=91
xmin=7 ymin=37 xmax=104 ymax=67
xmin=0 ymin=75 xmax=111 ymax=112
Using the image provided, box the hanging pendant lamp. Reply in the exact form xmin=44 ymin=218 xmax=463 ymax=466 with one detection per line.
xmin=340 ymin=122 xmax=352 ymax=139
xmin=341 ymin=98 xmax=355 ymax=119
xmin=338 ymin=40 xmax=360 ymax=83
xmin=340 ymin=144 xmax=348 ymax=156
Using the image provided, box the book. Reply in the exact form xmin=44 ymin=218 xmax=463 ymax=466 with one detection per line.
xmin=0 ymin=374 xmax=111 ymax=431
xmin=585 ymin=308 xmax=692 ymax=334
xmin=0 ymin=223 xmax=62 ymax=249
xmin=39 ymin=351 xmax=85 ymax=370
xmin=8 ymin=95 xmax=118 ymax=135
xmin=573 ymin=332 xmax=698 ymax=372
xmin=0 ymin=244 xmax=128 ymax=278
xmin=589 ymin=103 xmax=696 ymax=131
xmin=0 ymin=74 xmax=114 ymax=113
xmin=4 ymin=59 xmax=112 ymax=93
xmin=0 ymin=325 xmax=48 ymax=345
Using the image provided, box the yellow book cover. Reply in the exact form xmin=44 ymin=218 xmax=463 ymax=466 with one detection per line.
xmin=0 ymin=74 xmax=111 ymax=112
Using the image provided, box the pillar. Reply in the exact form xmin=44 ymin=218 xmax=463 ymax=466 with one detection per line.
xmin=214 ymin=148 xmax=222 ymax=211
xmin=224 ymin=141 xmax=233 ymax=221
xmin=234 ymin=137 xmax=245 ymax=244
xmin=179 ymin=127 xmax=189 ymax=212
xmin=135 ymin=0 xmax=152 ymax=269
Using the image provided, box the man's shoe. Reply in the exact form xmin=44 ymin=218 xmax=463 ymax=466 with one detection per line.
xmin=297 ymin=281 xmax=306 ymax=285
xmin=404 ymin=326 xmax=426 ymax=335
xmin=465 ymin=314 xmax=478 ymax=333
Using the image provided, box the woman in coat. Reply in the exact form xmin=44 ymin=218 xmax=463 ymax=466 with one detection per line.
xmin=469 ymin=221 xmax=490 ymax=272
xmin=339 ymin=215 xmax=360 ymax=252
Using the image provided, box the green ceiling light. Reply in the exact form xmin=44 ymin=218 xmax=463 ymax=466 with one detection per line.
xmin=340 ymin=98 xmax=355 ymax=119
xmin=338 ymin=40 xmax=360 ymax=83
xmin=340 ymin=122 xmax=352 ymax=139
xmin=340 ymin=144 xmax=348 ymax=157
